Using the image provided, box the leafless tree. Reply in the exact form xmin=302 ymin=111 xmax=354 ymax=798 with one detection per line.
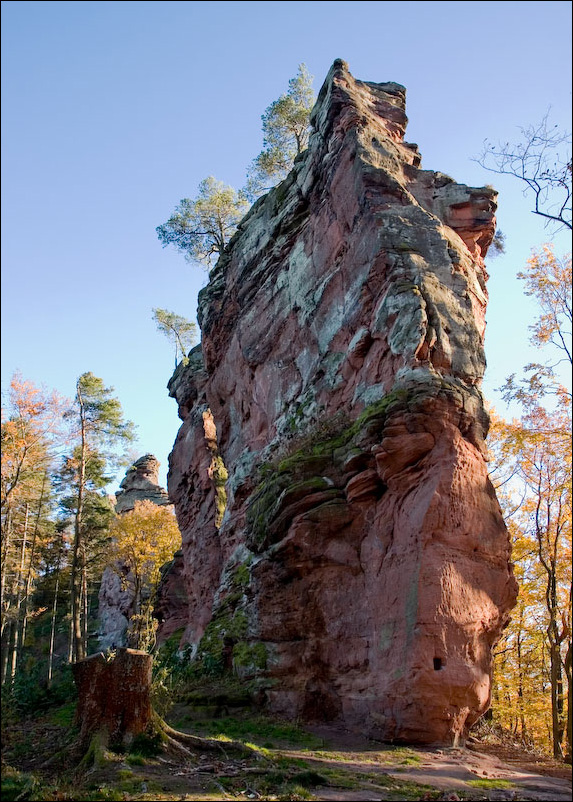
xmin=476 ymin=113 xmax=571 ymax=231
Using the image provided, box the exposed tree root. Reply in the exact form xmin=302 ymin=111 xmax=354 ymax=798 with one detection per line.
xmin=152 ymin=710 xmax=266 ymax=760
xmin=45 ymin=706 xmax=267 ymax=778
xmin=75 ymin=729 xmax=109 ymax=771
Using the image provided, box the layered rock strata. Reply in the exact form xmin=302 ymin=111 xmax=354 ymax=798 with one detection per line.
xmin=166 ymin=60 xmax=517 ymax=744
xmin=114 ymin=454 xmax=171 ymax=514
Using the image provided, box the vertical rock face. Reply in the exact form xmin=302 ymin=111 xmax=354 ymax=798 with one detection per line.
xmin=166 ymin=60 xmax=517 ymax=744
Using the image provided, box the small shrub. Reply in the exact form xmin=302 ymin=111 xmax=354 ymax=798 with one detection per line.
xmin=0 ymin=766 xmax=40 ymax=802
xmin=129 ymin=730 xmax=163 ymax=758
xmin=126 ymin=753 xmax=145 ymax=766
xmin=291 ymin=769 xmax=328 ymax=787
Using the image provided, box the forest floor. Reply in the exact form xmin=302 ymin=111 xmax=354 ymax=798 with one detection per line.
xmin=2 ymin=700 xmax=571 ymax=801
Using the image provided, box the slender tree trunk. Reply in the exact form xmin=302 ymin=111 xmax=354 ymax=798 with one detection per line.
xmin=0 ymin=506 xmax=13 ymax=637
xmin=1 ymin=621 xmax=13 ymax=685
xmin=10 ymin=504 xmax=29 ymax=680
xmin=82 ymin=558 xmax=89 ymax=657
xmin=71 ymin=398 xmax=87 ymax=663
xmin=565 ymin=635 xmax=572 ymax=762
xmin=516 ymin=626 xmax=527 ymax=739
xmin=549 ymin=637 xmax=564 ymax=759
xmin=68 ymin=615 xmax=74 ymax=663
xmin=20 ymin=472 xmax=48 ymax=651
xmin=47 ymin=568 xmax=60 ymax=689
xmin=547 ymin=564 xmax=565 ymax=759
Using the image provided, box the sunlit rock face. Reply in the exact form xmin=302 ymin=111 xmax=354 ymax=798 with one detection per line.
xmin=114 ymin=454 xmax=170 ymax=514
xmin=166 ymin=59 xmax=517 ymax=745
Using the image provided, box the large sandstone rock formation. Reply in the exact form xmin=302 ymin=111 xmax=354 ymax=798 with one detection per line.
xmin=166 ymin=60 xmax=518 ymax=744
xmin=114 ymin=454 xmax=170 ymax=514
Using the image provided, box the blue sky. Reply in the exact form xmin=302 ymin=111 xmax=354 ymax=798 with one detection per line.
xmin=2 ymin=0 xmax=571 ymax=491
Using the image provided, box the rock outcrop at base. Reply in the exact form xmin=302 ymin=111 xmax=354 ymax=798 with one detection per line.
xmin=166 ymin=60 xmax=518 ymax=744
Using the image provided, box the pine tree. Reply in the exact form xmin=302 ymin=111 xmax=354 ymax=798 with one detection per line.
xmin=151 ymin=308 xmax=197 ymax=367
xmin=62 ymin=373 xmax=135 ymax=663
xmin=246 ymin=64 xmax=315 ymax=198
xmin=156 ymin=177 xmax=249 ymax=268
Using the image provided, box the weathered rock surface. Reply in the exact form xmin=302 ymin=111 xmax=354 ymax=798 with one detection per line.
xmin=98 ymin=455 xmax=185 ymax=650
xmin=114 ymin=454 xmax=171 ymax=514
xmin=165 ymin=60 xmax=517 ymax=744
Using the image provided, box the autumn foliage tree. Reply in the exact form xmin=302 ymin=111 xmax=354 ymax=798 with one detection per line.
xmin=1 ymin=373 xmax=66 ymax=684
xmin=489 ymin=408 xmax=572 ymax=757
xmin=109 ymin=500 xmax=181 ymax=651
xmin=487 ymin=241 xmax=572 ymax=759
xmin=502 ymin=246 xmax=572 ymax=408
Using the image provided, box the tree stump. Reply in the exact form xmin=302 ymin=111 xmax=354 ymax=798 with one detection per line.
xmin=72 ymin=647 xmax=152 ymax=748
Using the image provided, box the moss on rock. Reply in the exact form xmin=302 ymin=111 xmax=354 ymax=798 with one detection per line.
xmin=245 ymin=389 xmax=410 ymax=552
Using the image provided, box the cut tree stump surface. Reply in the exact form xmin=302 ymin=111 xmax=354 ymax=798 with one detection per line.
xmin=72 ymin=647 xmax=152 ymax=746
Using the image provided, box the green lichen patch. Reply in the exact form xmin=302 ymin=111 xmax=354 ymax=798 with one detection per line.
xmin=211 ymin=455 xmax=228 ymax=528
xmin=233 ymin=641 xmax=268 ymax=671
xmin=194 ymin=565 xmax=268 ymax=681
xmin=196 ymin=602 xmax=248 ymax=675
xmin=232 ymin=561 xmax=251 ymax=588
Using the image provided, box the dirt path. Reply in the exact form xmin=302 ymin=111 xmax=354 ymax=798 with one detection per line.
xmin=297 ymin=723 xmax=573 ymax=801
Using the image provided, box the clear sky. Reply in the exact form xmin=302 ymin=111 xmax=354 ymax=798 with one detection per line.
xmin=2 ymin=0 xmax=571 ymax=492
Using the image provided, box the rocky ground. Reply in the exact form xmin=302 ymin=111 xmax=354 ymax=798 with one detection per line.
xmin=2 ymin=703 xmax=571 ymax=801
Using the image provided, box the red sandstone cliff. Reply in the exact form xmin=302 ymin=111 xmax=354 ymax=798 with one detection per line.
xmin=164 ymin=59 xmax=518 ymax=745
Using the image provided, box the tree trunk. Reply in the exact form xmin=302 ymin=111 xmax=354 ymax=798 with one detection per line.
xmin=0 ymin=506 xmax=13 ymax=638
xmin=1 ymin=621 xmax=13 ymax=685
xmin=71 ymin=398 xmax=87 ymax=663
xmin=21 ymin=472 xmax=48 ymax=650
xmin=47 ymin=571 xmax=60 ymax=689
xmin=10 ymin=504 xmax=29 ymax=680
xmin=565 ymin=636 xmax=572 ymax=763
xmin=72 ymin=648 xmax=153 ymax=748
xmin=81 ymin=558 xmax=88 ymax=657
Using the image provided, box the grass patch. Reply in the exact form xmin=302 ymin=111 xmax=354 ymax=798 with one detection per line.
xmin=0 ymin=766 xmax=40 ymax=802
xmin=363 ymin=773 xmax=438 ymax=800
xmin=45 ymin=701 xmax=77 ymax=728
xmin=189 ymin=714 xmax=323 ymax=748
xmin=380 ymin=746 xmax=422 ymax=766
xmin=117 ymin=768 xmax=134 ymax=780
xmin=125 ymin=752 xmax=146 ymax=766
xmin=467 ymin=777 xmax=515 ymax=789
xmin=316 ymin=766 xmax=360 ymax=788
xmin=128 ymin=730 xmax=163 ymax=758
